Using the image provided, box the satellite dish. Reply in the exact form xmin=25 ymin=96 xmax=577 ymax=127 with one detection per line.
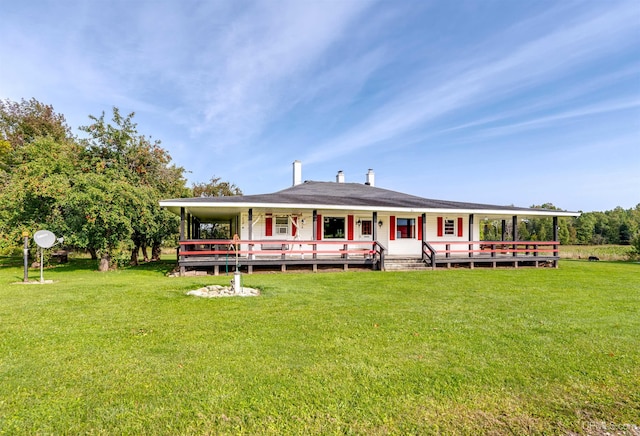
xmin=34 ymin=230 xmax=57 ymax=248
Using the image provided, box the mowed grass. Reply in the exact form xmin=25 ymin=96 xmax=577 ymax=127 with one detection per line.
xmin=0 ymin=259 xmax=638 ymax=435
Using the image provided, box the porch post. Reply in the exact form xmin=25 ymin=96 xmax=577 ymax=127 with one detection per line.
xmin=421 ymin=213 xmax=426 ymax=241
xmin=512 ymin=215 xmax=518 ymax=258
xmin=180 ymin=207 xmax=185 ymax=241
xmin=248 ymin=208 xmax=253 ymax=259
xmin=553 ymin=216 xmax=559 ymax=268
xmin=312 ymin=210 xmax=317 ymax=239
xmin=501 ymin=220 xmax=506 ymax=241
xmin=192 ymin=217 xmax=198 ymax=239
xmin=179 ymin=207 xmax=185 ymax=276
xmin=312 ymin=210 xmax=318 ymax=260
xmin=468 ymin=214 xmax=474 ymax=258
xmin=372 ymin=211 xmax=378 ymax=241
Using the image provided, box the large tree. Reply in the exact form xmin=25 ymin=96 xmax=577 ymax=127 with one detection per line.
xmin=0 ymin=100 xmax=76 ymax=254
xmin=0 ymin=99 xmax=247 ymax=270
xmin=0 ymin=136 xmax=78 ymax=249
xmin=78 ymin=108 xmax=188 ymax=269
xmin=192 ymin=176 xmax=242 ymax=197
xmin=0 ymin=98 xmax=70 ymax=168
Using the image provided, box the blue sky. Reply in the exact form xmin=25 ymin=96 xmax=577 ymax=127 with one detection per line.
xmin=1 ymin=0 xmax=638 ymax=212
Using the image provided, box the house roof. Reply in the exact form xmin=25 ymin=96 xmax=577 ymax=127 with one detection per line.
xmin=160 ymin=181 xmax=580 ymax=219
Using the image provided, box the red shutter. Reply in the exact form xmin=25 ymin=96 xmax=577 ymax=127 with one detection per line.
xmin=316 ymin=214 xmax=322 ymax=240
xmin=265 ymin=215 xmax=273 ymax=237
xmin=418 ymin=216 xmax=423 ymax=240
xmin=457 ymin=217 xmax=463 ymax=237
xmin=390 ymin=216 xmax=396 ymax=241
xmin=292 ymin=216 xmax=297 ymax=237
xmin=347 ymin=215 xmax=354 ymax=240
xmin=437 ymin=217 xmax=443 ymax=237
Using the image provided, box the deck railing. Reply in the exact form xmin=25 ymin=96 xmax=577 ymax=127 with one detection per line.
xmin=179 ymin=239 xmax=385 ymax=263
xmin=426 ymin=241 xmax=559 ymax=258
xmin=177 ymin=239 xmax=557 ymax=272
xmin=421 ymin=241 xmax=437 ymax=269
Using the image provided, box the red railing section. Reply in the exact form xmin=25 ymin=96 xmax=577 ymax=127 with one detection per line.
xmin=179 ymin=239 xmax=557 ymax=259
xmin=425 ymin=241 xmax=559 ymax=257
xmin=179 ymin=239 xmax=380 ymax=258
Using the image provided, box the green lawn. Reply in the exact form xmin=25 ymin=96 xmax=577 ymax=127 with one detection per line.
xmin=0 ymin=259 xmax=638 ymax=435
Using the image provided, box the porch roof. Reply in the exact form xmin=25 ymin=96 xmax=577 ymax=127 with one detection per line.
xmin=160 ymin=181 xmax=580 ymax=219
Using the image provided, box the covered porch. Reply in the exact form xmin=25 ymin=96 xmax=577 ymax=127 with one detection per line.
xmin=166 ymin=189 xmax=569 ymax=275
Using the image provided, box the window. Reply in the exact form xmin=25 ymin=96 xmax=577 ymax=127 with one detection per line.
xmin=324 ymin=217 xmax=345 ymax=239
xmin=444 ymin=219 xmax=455 ymax=235
xmin=275 ymin=216 xmax=289 ymax=235
xmin=361 ymin=220 xmax=372 ymax=236
xmin=396 ymin=218 xmax=415 ymax=239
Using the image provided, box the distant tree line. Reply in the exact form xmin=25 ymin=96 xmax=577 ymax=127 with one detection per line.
xmin=481 ymin=203 xmax=640 ymax=245
xmin=0 ymin=98 xmax=240 ymax=271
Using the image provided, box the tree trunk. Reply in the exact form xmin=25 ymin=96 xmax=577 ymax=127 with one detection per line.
xmin=130 ymin=245 xmax=139 ymax=266
xmin=98 ymin=254 xmax=110 ymax=272
xmin=88 ymin=247 xmax=98 ymax=260
xmin=141 ymin=242 xmax=150 ymax=262
xmin=151 ymin=243 xmax=162 ymax=261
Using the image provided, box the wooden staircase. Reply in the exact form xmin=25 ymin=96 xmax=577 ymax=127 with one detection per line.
xmin=383 ymin=257 xmax=431 ymax=271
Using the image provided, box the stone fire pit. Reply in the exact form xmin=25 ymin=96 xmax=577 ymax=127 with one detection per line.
xmin=187 ymin=284 xmax=260 ymax=298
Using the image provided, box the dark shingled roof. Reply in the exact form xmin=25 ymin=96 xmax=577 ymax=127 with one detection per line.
xmin=164 ymin=181 xmax=557 ymax=213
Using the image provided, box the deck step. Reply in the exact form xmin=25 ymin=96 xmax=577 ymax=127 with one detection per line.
xmin=384 ymin=258 xmax=431 ymax=271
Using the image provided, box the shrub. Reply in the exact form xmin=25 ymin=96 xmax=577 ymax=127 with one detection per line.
xmin=629 ymin=232 xmax=640 ymax=260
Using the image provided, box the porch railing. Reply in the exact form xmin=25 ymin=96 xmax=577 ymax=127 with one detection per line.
xmin=179 ymin=239 xmax=386 ymax=267
xmin=422 ymin=241 xmax=437 ymax=270
xmin=426 ymin=241 xmax=559 ymax=258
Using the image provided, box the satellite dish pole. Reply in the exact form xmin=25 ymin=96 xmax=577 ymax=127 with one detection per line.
xmin=33 ymin=230 xmax=64 ymax=284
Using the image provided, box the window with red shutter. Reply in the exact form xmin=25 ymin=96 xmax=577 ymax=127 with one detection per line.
xmin=390 ymin=216 xmax=396 ymax=241
xmin=265 ymin=215 xmax=273 ymax=237
xmin=316 ymin=214 xmax=322 ymax=240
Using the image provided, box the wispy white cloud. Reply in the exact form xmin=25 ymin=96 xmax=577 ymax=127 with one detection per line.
xmin=477 ymin=97 xmax=640 ymax=138
xmin=436 ymin=63 xmax=640 ymax=135
xmin=304 ymin=1 xmax=640 ymax=164
xmin=182 ymin=1 xmax=375 ymax=146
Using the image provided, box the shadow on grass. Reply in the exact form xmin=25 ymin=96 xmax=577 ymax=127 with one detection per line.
xmin=2 ymin=256 xmax=177 ymax=276
xmin=53 ymin=259 xmax=177 ymax=275
xmin=0 ymin=256 xmax=23 ymax=268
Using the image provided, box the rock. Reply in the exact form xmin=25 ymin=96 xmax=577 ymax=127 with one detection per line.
xmin=186 ymin=285 xmax=260 ymax=298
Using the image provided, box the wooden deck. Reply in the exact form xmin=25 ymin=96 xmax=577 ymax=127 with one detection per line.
xmin=177 ymin=239 xmax=385 ymax=274
xmin=422 ymin=241 xmax=559 ymax=270
xmin=175 ymin=239 xmax=559 ymax=274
